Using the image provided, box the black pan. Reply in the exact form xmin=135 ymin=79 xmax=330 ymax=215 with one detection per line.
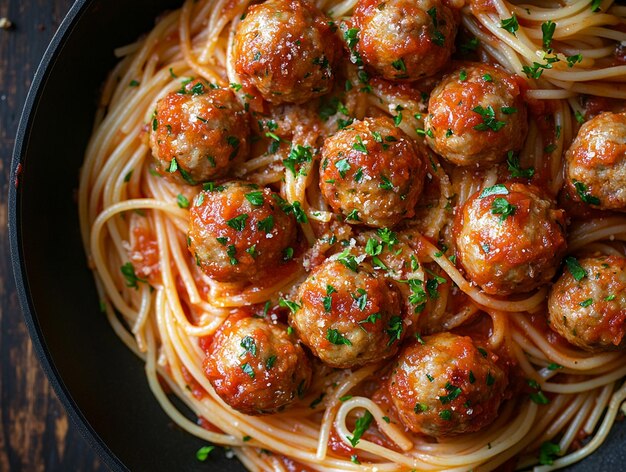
xmin=8 ymin=0 xmax=626 ymax=470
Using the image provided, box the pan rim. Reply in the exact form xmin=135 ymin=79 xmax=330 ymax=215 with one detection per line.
xmin=7 ymin=0 xmax=125 ymax=470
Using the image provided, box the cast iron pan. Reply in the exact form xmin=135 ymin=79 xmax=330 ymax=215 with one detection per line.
xmin=8 ymin=0 xmax=626 ymax=470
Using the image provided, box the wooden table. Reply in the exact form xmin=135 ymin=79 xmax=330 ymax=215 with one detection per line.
xmin=0 ymin=1 xmax=107 ymax=470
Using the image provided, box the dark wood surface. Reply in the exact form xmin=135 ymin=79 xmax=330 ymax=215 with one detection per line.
xmin=0 ymin=1 xmax=107 ymax=470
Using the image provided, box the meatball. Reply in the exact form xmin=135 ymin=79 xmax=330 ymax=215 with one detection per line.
xmin=150 ymin=81 xmax=249 ymax=184
xmin=188 ymin=181 xmax=297 ymax=283
xmin=290 ymin=258 xmax=405 ymax=368
xmin=424 ymin=63 xmax=528 ymax=166
xmin=388 ymin=333 xmax=507 ymax=437
xmin=565 ymin=112 xmax=626 ymax=211
xmin=233 ymin=0 xmax=338 ymax=104
xmin=352 ymin=0 xmax=457 ymax=81
xmin=319 ymin=117 xmax=425 ymax=228
xmin=204 ymin=316 xmax=312 ymax=415
xmin=455 ymin=182 xmax=567 ymax=296
xmin=548 ymin=256 xmax=626 ymax=351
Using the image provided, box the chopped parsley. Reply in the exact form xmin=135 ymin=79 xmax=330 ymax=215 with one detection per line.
xmin=394 ymin=112 xmax=403 ymax=126
xmin=326 ymin=328 xmax=352 ymax=346
xmin=309 ymin=393 xmax=325 ymax=409
xmin=240 ymin=336 xmax=257 ymax=357
xmin=335 ymin=158 xmax=351 ymax=178
xmin=344 ymin=27 xmax=362 ymax=65
xmin=575 ymin=110 xmax=585 ymax=124
xmin=258 ymin=216 xmax=274 ymax=233
xmin=279 ymin=299 xmax=301 ymax=313
xmin=353 ymin=135 xmax=368 ymax=154
xmin=226 ymin=214 xmax=248 ymax=231
xmin=565 ymin=256 xmax=586 ymax=281
xmin=391 ymin=58 xmax=406 ymax=72
xmin=379 ymin=176 xmax=394 ymax=190
xmin=591 ymin=0 xmax=602 ymax=12
xmin=291 ymin=201 xmax=308 ymax=223
xmin=573 ymin=180 xmax=600 ymax=205
xmin=439 ymin=383 xmax=462 ymax=404
xmin=323 ymin=285 xmax=336 ymax=312
xmin=491 ymin=197 xmax=516 ymax=222
xmin=337 ymin=250 xmax=359 ymax=272
xmin=245 ymin=191 xmax=264 ymax=206
xmin=473 ymin=105 xmax=506 ymax=132
xmin=426 ymin=7 xmax=445 ymax=46
xmin=241 ymin=363 xmax=255 ymax=379
xmin=347 ymin=411 xmax=373 ymax=447
xmin=195 ymin=446 xmax=215 ymax=461
xmin=460 ymin=37 xmax=479 ymax=54
xmin=226 ymin=245 xmax=238 ymax=265
xmin=579 ymin=298 xmax=594 ymax=307
xmin=365 ymin=238 xmax=383 ymax=256
xmin=283 ymin=247 xmax=294 ymax=261
xmin=480 ymin=184 xmax=509 ymax=198
xmin=120 ymin=262 xmax=147 ymax=289
xmin=567 ymin=54 xmax=583 ymax=67
xmin=408 ymin=279 xmax=427 ymax=313
xmin=386 ymin=316 xmax=403 ymax=346
xmin=284 ymin=144 xmax=313 ymax=175
xmin=176 ymin=194 xmax=189 ymax=208
xmin=541 ymin=20 xmax=556 ymax=50
xmin=539 ymin=441 xmax=560 ymax=465
xmin=507 ymin=151 xmax=535 ymax=178
xmin=486 ymin=372 xmax=495 ymax=386
xmin=500 ymin=14 xmax=519 ymax=35
xmin=528 ymin=379 xmax=550 ymax=405
xmin=265 ymin=355 xmax=277 ymax=370
xmin=359 ymin=313 xmax=382 ymax=327
xmin=345 ymin=209 xmax=360 ymax=221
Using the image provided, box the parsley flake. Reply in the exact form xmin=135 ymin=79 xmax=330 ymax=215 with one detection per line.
xmin=500 ymin=14 xmax=519 ymax=35
xmin=565 ymin=256 xmax=586 ymax=281
xmin=347 ymin=411 xmax=373 ymax=447
xmin=326 ymin=328 xmax=352 ymax=346
xmin=196 ymin=446 xmax=215 ymax=461
xmin=226 ymin=214 xmax=248 ymax=231
xmin=491 ymin=197 xmax=516 ymax=222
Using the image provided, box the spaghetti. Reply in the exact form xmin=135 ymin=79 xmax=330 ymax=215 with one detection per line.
xmin=79 ymin=0 xmax=626 ymax=470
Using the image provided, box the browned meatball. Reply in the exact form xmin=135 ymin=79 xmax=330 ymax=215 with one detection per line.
xmin=565 ymin=112 xmax=626 ymax=211
xmin=188 ymin=181 xmax=297 ymax=283
xmin=455 ymin=183 xmax=567 ymax=296
xmin=319 ymin=117 xmax=425 ymax=227
xmin=548 ymin=256 xmax=626 ymax=351
xmin=351 ymin=0 xmax=457 ymax=81
xmin=290 ymin=257 xmax=405 ymax=368
xmin=150 ymin=80 xmax=249 ymax=184
xmin=233 ymin=0 xmax=338 ymax=104
xmin=424 ymin=63 xmax=528 ymax=166
xmin=388 ymin=333 xmax=508 ymax=437
xmin=204 ymin=315 xmax=312 ymax=415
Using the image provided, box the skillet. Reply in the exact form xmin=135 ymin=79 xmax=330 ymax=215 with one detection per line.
xmin=8 ymin=0 xmax=626 ymax=470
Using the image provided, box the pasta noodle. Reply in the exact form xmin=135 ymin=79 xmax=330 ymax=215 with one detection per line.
xmin=79 ymin=0 xmax=626 ymax=470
